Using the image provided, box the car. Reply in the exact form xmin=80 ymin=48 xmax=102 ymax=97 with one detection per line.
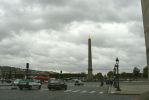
xmin=12 ymin=79 xmax=21 ymax=86
xmin=5 ymin=79 xmax=13 ymax=83
xmin=47 ymin=79 xmax=67 ymax=90
xmin=18 ymin=79 xmax=41 ymax=90
xmin=74 ymin=80 xmax=84 ymax=86
xmin=11 ymin=79 xmax=21 ymax=89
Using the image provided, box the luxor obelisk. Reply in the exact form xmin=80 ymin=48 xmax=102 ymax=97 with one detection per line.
xmin=141 ymin=0 xmax=149 ymax=79
xmin=87 ymin=35 xmax=93 ymax=81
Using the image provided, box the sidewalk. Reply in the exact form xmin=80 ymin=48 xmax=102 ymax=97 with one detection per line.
xmin=108 ymin=82 xmax=149 ymax=95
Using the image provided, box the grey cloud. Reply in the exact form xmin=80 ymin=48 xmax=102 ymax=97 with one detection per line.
xmin=0 ymin=0 xmax=142 ymax=38
xmin=0 ymin=0 xmax=146 ymax=73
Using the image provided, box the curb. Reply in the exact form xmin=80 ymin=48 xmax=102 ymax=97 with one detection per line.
xmin=111 ymin=92 xmax=140 ymax=95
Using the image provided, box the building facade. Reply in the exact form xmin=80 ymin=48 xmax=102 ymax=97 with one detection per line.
xmin=141 ymin=0 xmax=149 ymax=79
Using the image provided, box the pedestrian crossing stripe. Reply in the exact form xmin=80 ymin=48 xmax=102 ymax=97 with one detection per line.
xmin=89 ymin=91 xmax=96 ymax=93
xmin=64 ymin=90 xmax=72 ymax=92
xmin=40 ymin=89 xmax=49 ymax=91
xmin=111 ymin=91 xmax=115 ymax=94
xmin=43 ymin=89 xmax=105 ymax=94
xmin=81 ymin=90 xmax=87 ymax=93
xmin=72 ymin=90 xmax=80 ymax=92
xmin=99 ymin=92 xmax=103 ymax=94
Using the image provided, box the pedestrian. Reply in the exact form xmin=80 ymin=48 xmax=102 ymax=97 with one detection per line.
xmin=110 ymin=79 xmax=113 ymax=86
xmin=100 ymin=79 xmax=104 ymax=86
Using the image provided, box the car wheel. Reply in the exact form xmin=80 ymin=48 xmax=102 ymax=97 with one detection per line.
xmin=38 ymin=86 xmax=41 ymax=90
xmin=64 ymin=86 xmax=67 ymax=90
xmin=19 ymin=87 xmax=23 ymax=90
xmin=29 ymin=86 xmax=32 ymax=90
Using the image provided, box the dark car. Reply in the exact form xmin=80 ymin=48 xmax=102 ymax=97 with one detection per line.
xmin=47 ymin=79 xmax=67 ymax=90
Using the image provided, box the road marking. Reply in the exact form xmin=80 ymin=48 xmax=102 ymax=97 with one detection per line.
xmin=81 ymin=90 xmax=87 ymax=93
xmin=41 ymin=89 xmax=48 ymax=91
xmin=99 ymin=91 xmax=104 ymax=94
xmin=89 ymin=91 xmax=96 ymax=94
xmin=63 ymin=89 xmax=107 ymax=95
xmin=111 ymin=91 xmax=115 ymax=94
xmin=64 ymin=90 xmax=72 ymax=92
xmin=72 ymin=90 xmax=80 ymax=93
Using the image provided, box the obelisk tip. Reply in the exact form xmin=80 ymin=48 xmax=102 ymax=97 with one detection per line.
xmin=89 ymin=34 xmax=91 ymax=39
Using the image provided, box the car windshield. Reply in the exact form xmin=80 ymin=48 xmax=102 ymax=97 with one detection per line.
xmin=33 ymin=79 xmax=40 ymax=83
xmin=14 ymin=79 xmax=21 ymax=82
xmin=50 ymin=80 xmax=62 ymax=83
xmin=19 ymin=79 xmax=33 ymax=83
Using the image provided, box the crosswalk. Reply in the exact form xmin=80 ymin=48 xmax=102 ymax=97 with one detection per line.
xmin=68 ymin=84 xmax=109 ymax=88
xmin=64 ymin=89 xmax=106 ymax=94
xmin=40 ymin=89 xmax=106 ymax=95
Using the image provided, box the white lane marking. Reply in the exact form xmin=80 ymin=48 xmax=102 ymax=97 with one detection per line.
xmin=72 ymin=90 xmax=80 ymax=93
xmin=81 ymin=90 xmax=87 ymax=93
xmin=64 ymin=90 xmax=72 ymax=92
xmin=99 ymin=91 xmax=104 ymax=94
xmin=41 ymin=89 xmax=48 ymax=91
xmin=111 ymin=91 xmax=115 ymax=94
xmin=89 ymin=91 xmax=96 ymax=94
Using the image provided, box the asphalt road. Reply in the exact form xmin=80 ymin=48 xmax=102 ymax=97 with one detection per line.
xmin=0 ymin=82 xmax=137 ymax=100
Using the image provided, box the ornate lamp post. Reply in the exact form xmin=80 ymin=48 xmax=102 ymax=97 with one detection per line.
xmin=113 ymin=65 xmax=117 ymax=88
xmin=115 ymin=57 xmax=121 ymax=91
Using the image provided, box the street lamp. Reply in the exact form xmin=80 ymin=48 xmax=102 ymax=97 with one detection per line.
xmin=113 ymin=66 xmax=117 ymax=88
xmin=115 ymin=57 xmax=121 ymax=91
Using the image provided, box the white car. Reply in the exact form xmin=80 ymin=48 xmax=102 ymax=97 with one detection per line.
xmin=12 ymin=79 xmax=21 ymax=86
xmin=18 ymin=79 xmax=41 ymax=90
xmin=11 ymin=79 xmax=21 ymax=89
xmin=74 ymin=80 xmax=84 ymax=86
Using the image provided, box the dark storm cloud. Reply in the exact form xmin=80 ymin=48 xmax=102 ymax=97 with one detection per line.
xmin=0 ymin=0 xmax=141 ymax=38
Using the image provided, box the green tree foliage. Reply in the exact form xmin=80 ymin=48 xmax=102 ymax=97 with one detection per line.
xmin=107 ymin=71 xmax=113 ymax=78
xmin=143 ymin=66 xmax=148 ymax=78
xmin=49 ymin=73 xmax=87 ymax=79
xmin=133 ymin=67 xmax=140 ymax=79
xmin=120 ymin=72 xmax=133 ymax=79
xmin=94 ymin=72 xmax=103 ymax=80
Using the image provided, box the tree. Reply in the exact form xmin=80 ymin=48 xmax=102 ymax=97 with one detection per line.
xmin=133 ymin=67 xmax=140 ymax=79
xmin=94 ymin=72 xmax=103 ymax=80
xmin=120 ymin=72 xmax=133 ymax=79
xmin=107 ymin=71 xmax=113 ymax=78
xmin=143 ymin=66 xmax=148 ymax=78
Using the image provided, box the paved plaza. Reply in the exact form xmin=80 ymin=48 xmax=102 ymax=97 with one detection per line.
xmin=109 ymin=81 xmax=149 ymax=95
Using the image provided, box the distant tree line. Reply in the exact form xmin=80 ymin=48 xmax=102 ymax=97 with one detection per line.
xmin=0 ymin=66 xmax=149 ymax=80
xmin=49 ymin=72 xmax=87 ymax=79
xmin=94 ymin=66 xmax=148 ymax=81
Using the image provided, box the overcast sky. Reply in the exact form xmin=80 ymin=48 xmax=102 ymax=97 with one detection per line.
xmin=0 ymin=0 xmax=146 ymax=74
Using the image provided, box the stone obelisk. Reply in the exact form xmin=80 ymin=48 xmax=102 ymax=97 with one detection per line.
xmin=87 ymin=35 xmax=93 ymax=81
xmin=141 ymin=0 xmax=149 ymax=79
